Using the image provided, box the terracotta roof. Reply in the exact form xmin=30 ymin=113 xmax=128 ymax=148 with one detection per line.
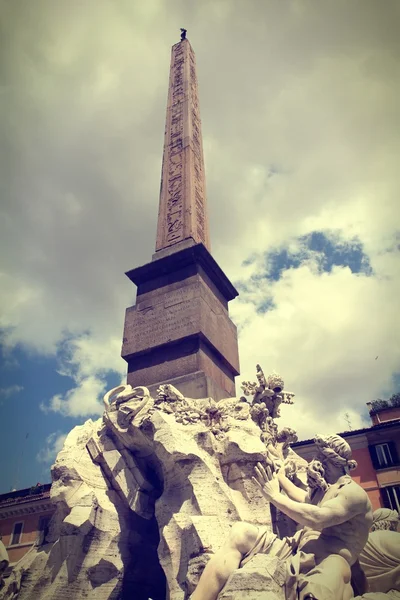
xmin=0 ymin=484 xmax=51 ymax=508
xmin=292 ymin=418 xmax=400 ymax=448
xmin=368 ymin=404 xmax=400 ymax=416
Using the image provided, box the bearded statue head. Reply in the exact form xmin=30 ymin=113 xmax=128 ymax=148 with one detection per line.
xmin=314 ymin=434 xmax=358 ymax=474
xmin=306 ymin=459 xmax=329 ymax=492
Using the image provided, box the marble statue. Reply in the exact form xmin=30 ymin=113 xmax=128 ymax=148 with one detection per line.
xmin=242 ymin=365 xmax=294 ymax=420
xmin=3 ymin=366 xmax=380 ymax=600
xmin=353 ymin=509 xmax=400 ymax=599
xmin=191 ymin=434 xmax=373 ymax=600
xmin=0 ymin=369 xmax=297 ymax=600
xmin=368 ymin=508 xmax=399 ymax=532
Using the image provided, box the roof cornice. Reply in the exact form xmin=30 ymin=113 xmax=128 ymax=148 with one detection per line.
xmin=0 ymin=499 xmax=54 ymax=520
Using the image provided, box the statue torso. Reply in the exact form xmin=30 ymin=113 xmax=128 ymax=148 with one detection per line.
xmin=300 ymin=476 xmax=373 ymax=565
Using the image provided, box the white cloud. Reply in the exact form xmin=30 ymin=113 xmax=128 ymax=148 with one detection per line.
xmin=44 ymin=377 xmax=104 ymax=418
xmin=1 ymin=1 xmax=399 ymax=436
xmin=37 ymin=431 xmax=68 ymax=464
xmin=234 ymin=257 xmax=400 ymax=440
xmin=41 ymin=334 xmax=126 ymax=417
xmin=0 ymin=384 xmax=24 ymax=399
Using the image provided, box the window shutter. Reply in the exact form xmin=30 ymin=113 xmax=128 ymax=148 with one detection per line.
xmin=388 ymin=441 xmax=399 ymax=465
xmin=368 ymin=445 xmax=380 ymax=469
xmin=380 ymin=487 xmax=391 ymax=509
xmin=11 ymin=522 xmax=23 ymax=545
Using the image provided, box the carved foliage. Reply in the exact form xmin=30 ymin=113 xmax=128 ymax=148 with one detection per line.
xmin=100 ymin=370 xmax=300 ymax=480
xmin=155 ymin=384 xmax=249 ymax=439
xmin=242 ymin=364 xmax=295 ymax=420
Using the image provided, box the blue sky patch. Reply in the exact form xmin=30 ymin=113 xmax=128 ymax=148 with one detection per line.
xmin=0 ymin=341 xmax=122 ymax=493
xmin=265 ymin=231 xmax=373 ymax=281
xmin=235 ymin=231 xmax=372 ymax=316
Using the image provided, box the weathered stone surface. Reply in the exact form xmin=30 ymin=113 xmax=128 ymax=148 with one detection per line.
xmin=155 ymin=39 xmax=210 ymax=252
xmin=97 ymin=382 xmax=275 ymax=599
xmin=0 ymin=418 xmax=165 ymax=600
xmin=355 ymin=511 xmax=400 ymax=600
xmin=0 ymin=380 xmax=284 ymax=600
xmin=122 ymin=38 xmax=239 ymax=402
xmin=151 ymin=412 xmax=271 ymax=600
xmin=123 ymin=274 xmax=238 ymax=372
xmin=122 ymin=253 xmax=240 ymax=401
xmin=218 ymin=555 xmax=286 ymax=600
xmin=1 ymin=371 xmax=304 ymax=600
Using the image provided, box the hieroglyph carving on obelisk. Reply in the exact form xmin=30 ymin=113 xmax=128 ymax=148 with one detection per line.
xmin=156 ymin=38 xmax=211 ymax=252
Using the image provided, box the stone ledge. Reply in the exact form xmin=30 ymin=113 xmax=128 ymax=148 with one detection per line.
xmin=126 ymin=243 xmax=238 ymax=302
xmin=218 ymin=555 xmax=286 ymax=600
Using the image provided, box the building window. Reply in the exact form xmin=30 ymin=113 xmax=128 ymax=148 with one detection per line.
xmin=368 ymin=441 xmax=399 ymax=469
xmin=10 ymin=522 xmax=23 ymax=546
xmin=376 ymin=443 xmax=394 ymax=467
xmin=382 ymin=485 xmax=400 ymax=513
xmin=37 ymin=516 xmax=51 ymax=545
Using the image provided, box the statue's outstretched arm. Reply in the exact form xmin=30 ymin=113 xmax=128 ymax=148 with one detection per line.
xmin=254 ymin=463 xmax=365 ymax=529
xmin=277 ymin=470 xmax=308 ymax=503
xmin=269 ymin=484 xmax=364 ymax=529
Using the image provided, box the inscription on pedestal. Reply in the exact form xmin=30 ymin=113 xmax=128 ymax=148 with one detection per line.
xmin=123 ymin=277 xmax=239 ymax=375
xmin=126 ymin=284 xmax=201 ymax=353
xmin=133 ymin=299 xmax=198 ymax=350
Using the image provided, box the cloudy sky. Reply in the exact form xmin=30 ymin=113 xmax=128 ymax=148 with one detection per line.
xmin=1 ymin=0 xmax=399 ymax=494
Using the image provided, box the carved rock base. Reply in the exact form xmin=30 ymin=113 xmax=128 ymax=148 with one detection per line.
xmin=218 ymin=555 xmax=286 ymax=600
xmin=0 ymin=419 xmax=165 ymax=600
xmin=1 ymin=382 xmax=284 ymax=600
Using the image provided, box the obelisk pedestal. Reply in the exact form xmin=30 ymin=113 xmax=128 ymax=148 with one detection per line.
xmin=122 ymin=241 xmax=239 ymax=400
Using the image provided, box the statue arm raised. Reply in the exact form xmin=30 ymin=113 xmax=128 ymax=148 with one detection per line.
xmin=269 ymin=484 xmax=364 ymax=530
xmin=277 ymin=470 xmax=308 ymax=503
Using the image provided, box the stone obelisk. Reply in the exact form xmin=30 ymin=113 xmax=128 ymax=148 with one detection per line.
xmin=121 ymin=34 xmax=240 ymax=400
xmin=155 ymin=36 xmax=211 ymax=253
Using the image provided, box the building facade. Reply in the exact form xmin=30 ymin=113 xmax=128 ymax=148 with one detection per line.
xmin=292 ymin=404 xmax=400 ymax=512
xmin=0 ymin=484 xmax=54 ymax=573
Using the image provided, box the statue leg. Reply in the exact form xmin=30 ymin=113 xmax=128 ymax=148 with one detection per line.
xmin=299 ymin=554 xmax=352 ymax=600
xmin=191 ymin=522 xmax=259 ymax=600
